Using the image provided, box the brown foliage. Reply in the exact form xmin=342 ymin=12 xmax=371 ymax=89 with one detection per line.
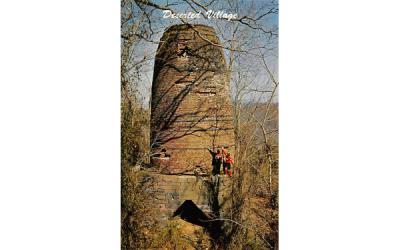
xmin=121 ymin=0 xmax=278 ymax=249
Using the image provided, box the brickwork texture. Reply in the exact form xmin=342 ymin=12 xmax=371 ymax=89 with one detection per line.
xmin=150 ymin=24 xmax=235 ymax=174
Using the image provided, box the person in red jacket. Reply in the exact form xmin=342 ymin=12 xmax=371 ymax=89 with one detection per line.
xmin=224 ymin=153 xmax=234 ymax=177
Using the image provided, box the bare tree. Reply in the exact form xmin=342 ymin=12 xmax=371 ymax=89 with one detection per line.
xmin=121 ymin=0 xmax=279 ymax=249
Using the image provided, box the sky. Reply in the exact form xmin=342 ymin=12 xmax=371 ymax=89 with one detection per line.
xmin=125 ymin=0 xmax=279 ymax=106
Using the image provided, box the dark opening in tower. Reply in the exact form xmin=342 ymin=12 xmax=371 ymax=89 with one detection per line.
xmin=172 ymin=200 xmax=212 ymax=227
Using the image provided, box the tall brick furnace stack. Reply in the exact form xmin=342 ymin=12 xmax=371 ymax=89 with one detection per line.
xmin=146 ymin=24 xmax=234 ymax=226
xmin=151 ymin=24 xmax=235 ymax=175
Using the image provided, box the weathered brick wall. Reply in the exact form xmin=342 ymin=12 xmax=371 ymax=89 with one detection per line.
xmin=150 ymin=24 xmax=235 ymax=174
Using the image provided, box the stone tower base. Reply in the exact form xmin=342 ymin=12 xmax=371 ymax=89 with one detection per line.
xmin=138 ymin=170 xmax=232 ymax=226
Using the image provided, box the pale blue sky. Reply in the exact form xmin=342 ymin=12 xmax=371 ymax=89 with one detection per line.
xmin=125 ymin=0 xmax=278 ymax=106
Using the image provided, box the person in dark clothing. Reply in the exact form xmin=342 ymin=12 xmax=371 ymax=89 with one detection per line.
xmin=208 ymin=148 xmax=223 ymax=175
